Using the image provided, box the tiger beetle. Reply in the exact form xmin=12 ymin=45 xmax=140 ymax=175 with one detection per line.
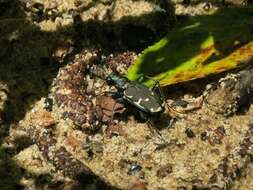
xmin=90 ymin=66 xmax=169 ymax=144
xmin=104 ymin=73 xmax=165 ymax=119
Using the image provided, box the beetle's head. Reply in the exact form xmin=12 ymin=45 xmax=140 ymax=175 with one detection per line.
xmin=106 ymin=74 xmax=128 ymax=89
xmin=105 ymin=74 xmax=117 ymax=85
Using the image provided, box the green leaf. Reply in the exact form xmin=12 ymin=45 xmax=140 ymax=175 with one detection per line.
xmin=127 ymin=7 xmax=253 ymax=87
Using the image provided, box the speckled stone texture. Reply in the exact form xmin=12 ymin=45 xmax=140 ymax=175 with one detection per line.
xmin=1 ymin=1 xmax=253 ymax=190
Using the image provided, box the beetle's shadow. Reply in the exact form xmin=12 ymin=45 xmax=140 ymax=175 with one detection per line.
xmin=117 ymin=104 xmax=171 ymax=131
xmin=154 ymin=115 xmax=172 ymax=130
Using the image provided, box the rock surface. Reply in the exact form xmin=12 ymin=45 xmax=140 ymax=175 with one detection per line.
xmin=0 ymin=0 xmax=253 ymax=190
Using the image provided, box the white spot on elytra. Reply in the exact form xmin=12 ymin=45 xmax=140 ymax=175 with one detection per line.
xmin=134 ymin=98 xmax=143 ymax=105
xmin=150 ymin=106 xmax=162 ymax=113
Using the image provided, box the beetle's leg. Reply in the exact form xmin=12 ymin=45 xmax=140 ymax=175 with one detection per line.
xmin=109 ymin=91 xmax=124 ymax=103
xmin=140 ymin=111 xmax=169 ymax=145
xmin=153 ymin=85 xmax=165 ymax=102
xmin=147 ymin=77 xmax=165 ymax=102
xmin=137 ymin=110 xmax=147 ymax=122
xmin=96 ymin=91 xmax=124 ymax=103
xmin=150 ymin=82 xmax=165 ymax=102
xmin=95 ymin=90 xmax=117 ymax=97
xmin=138 ymin=75 xmax=165 ymax=101
xmin=138 ymin=75 xmax=158 ymax=87
xmin=146 ymin=118 xmax=169 ymax=145
xmin=137 ymin=74 xmax=158 ymax=86
xmin=109 ymin=101 xmax=117 ymax=123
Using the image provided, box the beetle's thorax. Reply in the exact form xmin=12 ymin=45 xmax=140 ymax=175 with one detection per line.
xmin=106 ymin=74 xmax=129 ymax=90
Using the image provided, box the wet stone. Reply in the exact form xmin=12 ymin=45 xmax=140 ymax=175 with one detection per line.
xmin=185 ymin=127 xmax=195 ymax=138
xmin=128 ymin=164 xmax=142 ymax=175
xmin=200 ymin=131 xmax=207 ymax=141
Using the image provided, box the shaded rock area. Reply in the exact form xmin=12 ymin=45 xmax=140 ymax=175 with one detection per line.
xmin=0 ymin=0 xmax=253 ymax=190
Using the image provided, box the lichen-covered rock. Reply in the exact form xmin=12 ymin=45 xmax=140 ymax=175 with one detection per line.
xmin=52 ymin=50 xmax=100 ymax=132
xmin=205 ymin=68 xmax=253 ymax=116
